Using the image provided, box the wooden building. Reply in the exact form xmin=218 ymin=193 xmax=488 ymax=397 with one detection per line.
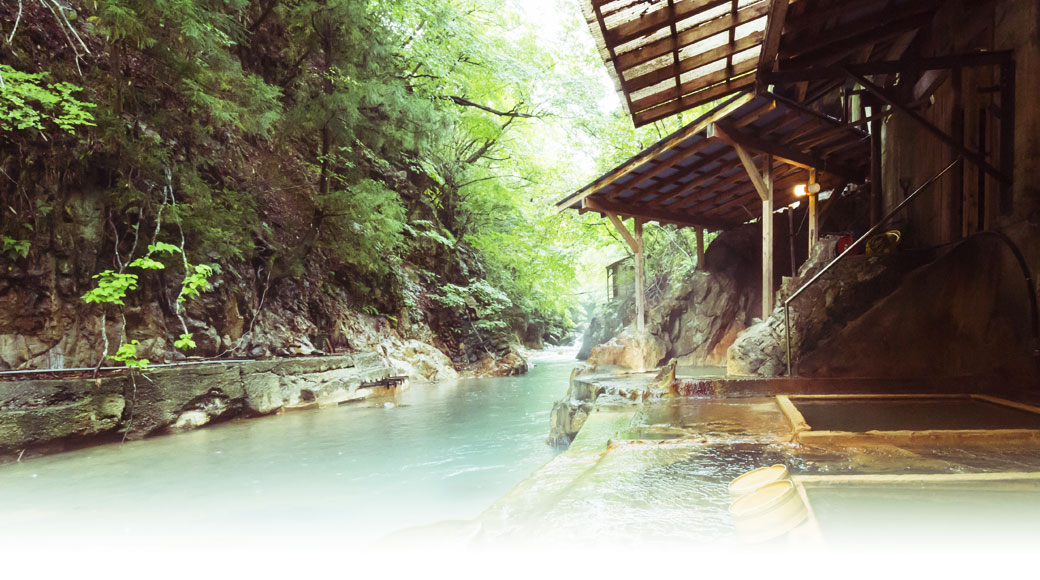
xmin=563 ymin=0 xmax=1039 ymax=374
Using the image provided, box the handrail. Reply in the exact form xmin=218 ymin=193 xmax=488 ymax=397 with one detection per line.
xmin=784 ymin=158 xmax=963 ymax=376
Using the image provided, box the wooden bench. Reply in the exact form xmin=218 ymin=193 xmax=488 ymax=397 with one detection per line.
xmin=358 ymin=376 xmax=408 ymax=389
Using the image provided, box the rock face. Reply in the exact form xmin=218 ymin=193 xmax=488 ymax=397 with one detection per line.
xmin=724 ymin=234 xmax=1035 ymax=379
xmin=586 ymin=331 xmax=666 ymax=372
xmin=726 ymin=237 xmax=924 ymax=377
xmin=578 ymin=224 xmax=762 ymax=370
xmin=0 ymin=354 xmax=395 ymax=459
xmin=380 ymin=339 xmax=459 ymax=382
xmin=576 ymin=301 xmax=627 ymax=360
xmin=796 ymin=235 xmax=1039 ymax=379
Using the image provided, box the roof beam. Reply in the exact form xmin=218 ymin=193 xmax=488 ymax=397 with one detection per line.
xmin=584 ymin=197 xmax=726 ymax=230
xmin=756 ymin=0 xmax=790 ymax=83
xmin=709 ymin=119 xmax=863 ymax=182
xmin=763 ymin=51 xmax=1015 ymax=84
xmin=709 ymin=123 xmax=772 ymax=202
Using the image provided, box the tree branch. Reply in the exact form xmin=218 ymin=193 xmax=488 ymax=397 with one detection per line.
xmin=442 ymin=95 xmax=541 ymax=118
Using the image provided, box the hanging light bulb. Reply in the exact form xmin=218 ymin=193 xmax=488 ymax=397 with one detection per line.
xmin=793 ymin=183 xmax=821 ymax=197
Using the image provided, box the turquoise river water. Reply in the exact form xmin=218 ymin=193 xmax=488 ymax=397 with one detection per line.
xmin=0 ymin=350 xmax=576 ymax=549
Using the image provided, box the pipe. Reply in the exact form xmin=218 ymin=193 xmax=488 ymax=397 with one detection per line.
xmin=784 ymin=158 xmax=963 ymax=376
xmin=971 ymin=230 xmax=1040 ymax=365
xmin=0 ymin=358 xmax=257 ymax=377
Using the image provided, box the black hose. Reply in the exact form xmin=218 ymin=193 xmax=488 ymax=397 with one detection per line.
xmin=970 ymin=230 xmax=1040 ymax=365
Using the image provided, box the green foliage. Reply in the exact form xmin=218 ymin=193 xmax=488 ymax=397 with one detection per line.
xmin=110 ymin=340 xmax=149 ymax=369
xmin=174 ymin=333 xmax=196 ymax=351
xmin=434 ymin=280 xmax=511 ymax=319
xmin=82 ymin=271 xmax=140 ymax=306
xmin=321 ymin=179 xmax=407 ymax=276
xmin=180 ymin=264 xmax=214 ymax=302
xmin=127 ymin=256 xmax=165 ymax=270
xmin=1 ymin=236 xmax=30 ymax=260
xmin=403 ymin=220 xmax=456 ymax=247
xmin=0 ymin=65 xmax=96 ymax=134
xmin=148 ymin=242 xmax=180 ymax=255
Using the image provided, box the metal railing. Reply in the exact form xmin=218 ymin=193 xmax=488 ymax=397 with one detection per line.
xmin=784 ymin=158 xmax=963 ymax=376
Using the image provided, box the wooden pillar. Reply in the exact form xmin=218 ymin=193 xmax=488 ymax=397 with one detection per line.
xmin=634 ymin=219 xmax=646 ymax=333
xmin=869 ymin=103 xmax=883 ymax=226
xmin=605 ymin=212 xmax=646 ymax=333
xmin=999 ymin=58 xmax=1015 ymax=216
xmin=724 ymin=133 xmax=775 ymax=319
xmin=695 ymin=226 xmax=705 ymax=270
xmin=950 ymin=66 xmax=964 ymax=241
xmin=762 ymin=156 xmax=775 ymax=317
xmin=807 ymin=168 xmax=818 ymax=256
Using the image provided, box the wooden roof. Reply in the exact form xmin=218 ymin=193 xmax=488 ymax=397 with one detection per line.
xmin=582 ymin=0 xmax=941 ymax=127
xmin=766 ymin=0 xmax=942 ymax=104
xmin=557 ymin=91 xmax=869 ymax=230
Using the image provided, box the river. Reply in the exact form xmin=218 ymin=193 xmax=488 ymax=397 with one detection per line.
xmin=0 ymin=349 xmax=576 ymax=550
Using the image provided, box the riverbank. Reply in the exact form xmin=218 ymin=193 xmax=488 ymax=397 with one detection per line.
xmin=0 ymin=339 xmax=533 ymax=462
xmin=0 ymin=355 xmax=572 ymax=547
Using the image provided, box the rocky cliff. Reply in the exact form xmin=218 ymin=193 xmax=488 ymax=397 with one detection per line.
xmin=577 ymin=223 xmax=764 ymax=370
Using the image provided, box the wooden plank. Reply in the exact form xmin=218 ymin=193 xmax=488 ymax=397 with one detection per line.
xmin=633 ymin=73 xmax=756 ymax=127
xmin=779 ymin=2 xmax=937 ymax=61
xmin=776 ymin=394 xmax=811 ymax=433
xmin=629 ymin=54 xmax=759 ymax=113
xmin=622 ymin=30 xmax=764 ymax=94
xmin=675 ymin=164 xmax=754 ymax=210
xmin=603 ymin=138 xmax=715 ymax=201
xmin=711 ymin=118 xmax=864 ymax=182
xmin=615 ymin=2 xmax=769 ymax=73
xmin=637 ymin=149 xmax=739 ymax=206
xmin=605 ymin=0 xmax=732 ymax=47
xmin=756 ymin=0 xmax=790 ymax=80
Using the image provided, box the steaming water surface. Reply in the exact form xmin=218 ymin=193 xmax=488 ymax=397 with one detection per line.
xmin=0 ymin=350 xmax=575 ymax=545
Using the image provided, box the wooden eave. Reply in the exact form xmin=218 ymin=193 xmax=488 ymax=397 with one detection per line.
xmin=581 ymin=0 xmax=943 ymax=127
xmin=557 ymin=91 xmax=869 ymax=230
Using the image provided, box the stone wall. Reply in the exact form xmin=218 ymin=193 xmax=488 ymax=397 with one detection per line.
xmin=0 ymin=353 xmax=396 ymax=460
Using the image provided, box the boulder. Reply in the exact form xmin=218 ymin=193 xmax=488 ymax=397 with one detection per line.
xmin=0 ymin=393 xmax=125 ymax=450
xmin=242 ymin=371 xmax=284 ymax=414
xmin=586 ymin=331 xmax=666 ymax=372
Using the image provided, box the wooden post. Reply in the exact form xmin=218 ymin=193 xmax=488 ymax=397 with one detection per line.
xmin=950 ymin=66 xmax=964 ymax=241
xmin=724 ymin=135 xmax=776 ymax=319
xmin=808 ymin=168 xmax=818 ymax=256
xmin=762 ymin=156 xmax=775 ymax=317
xmin=695 ymin=226 xmax=705 ymax=270
xmin=605 ymin=212 xmax=646 ymax=333
xmin=634 ymin=219 xmax=646 ymax=333
xmin=869 ymin=102 xmax=883 ymax=226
